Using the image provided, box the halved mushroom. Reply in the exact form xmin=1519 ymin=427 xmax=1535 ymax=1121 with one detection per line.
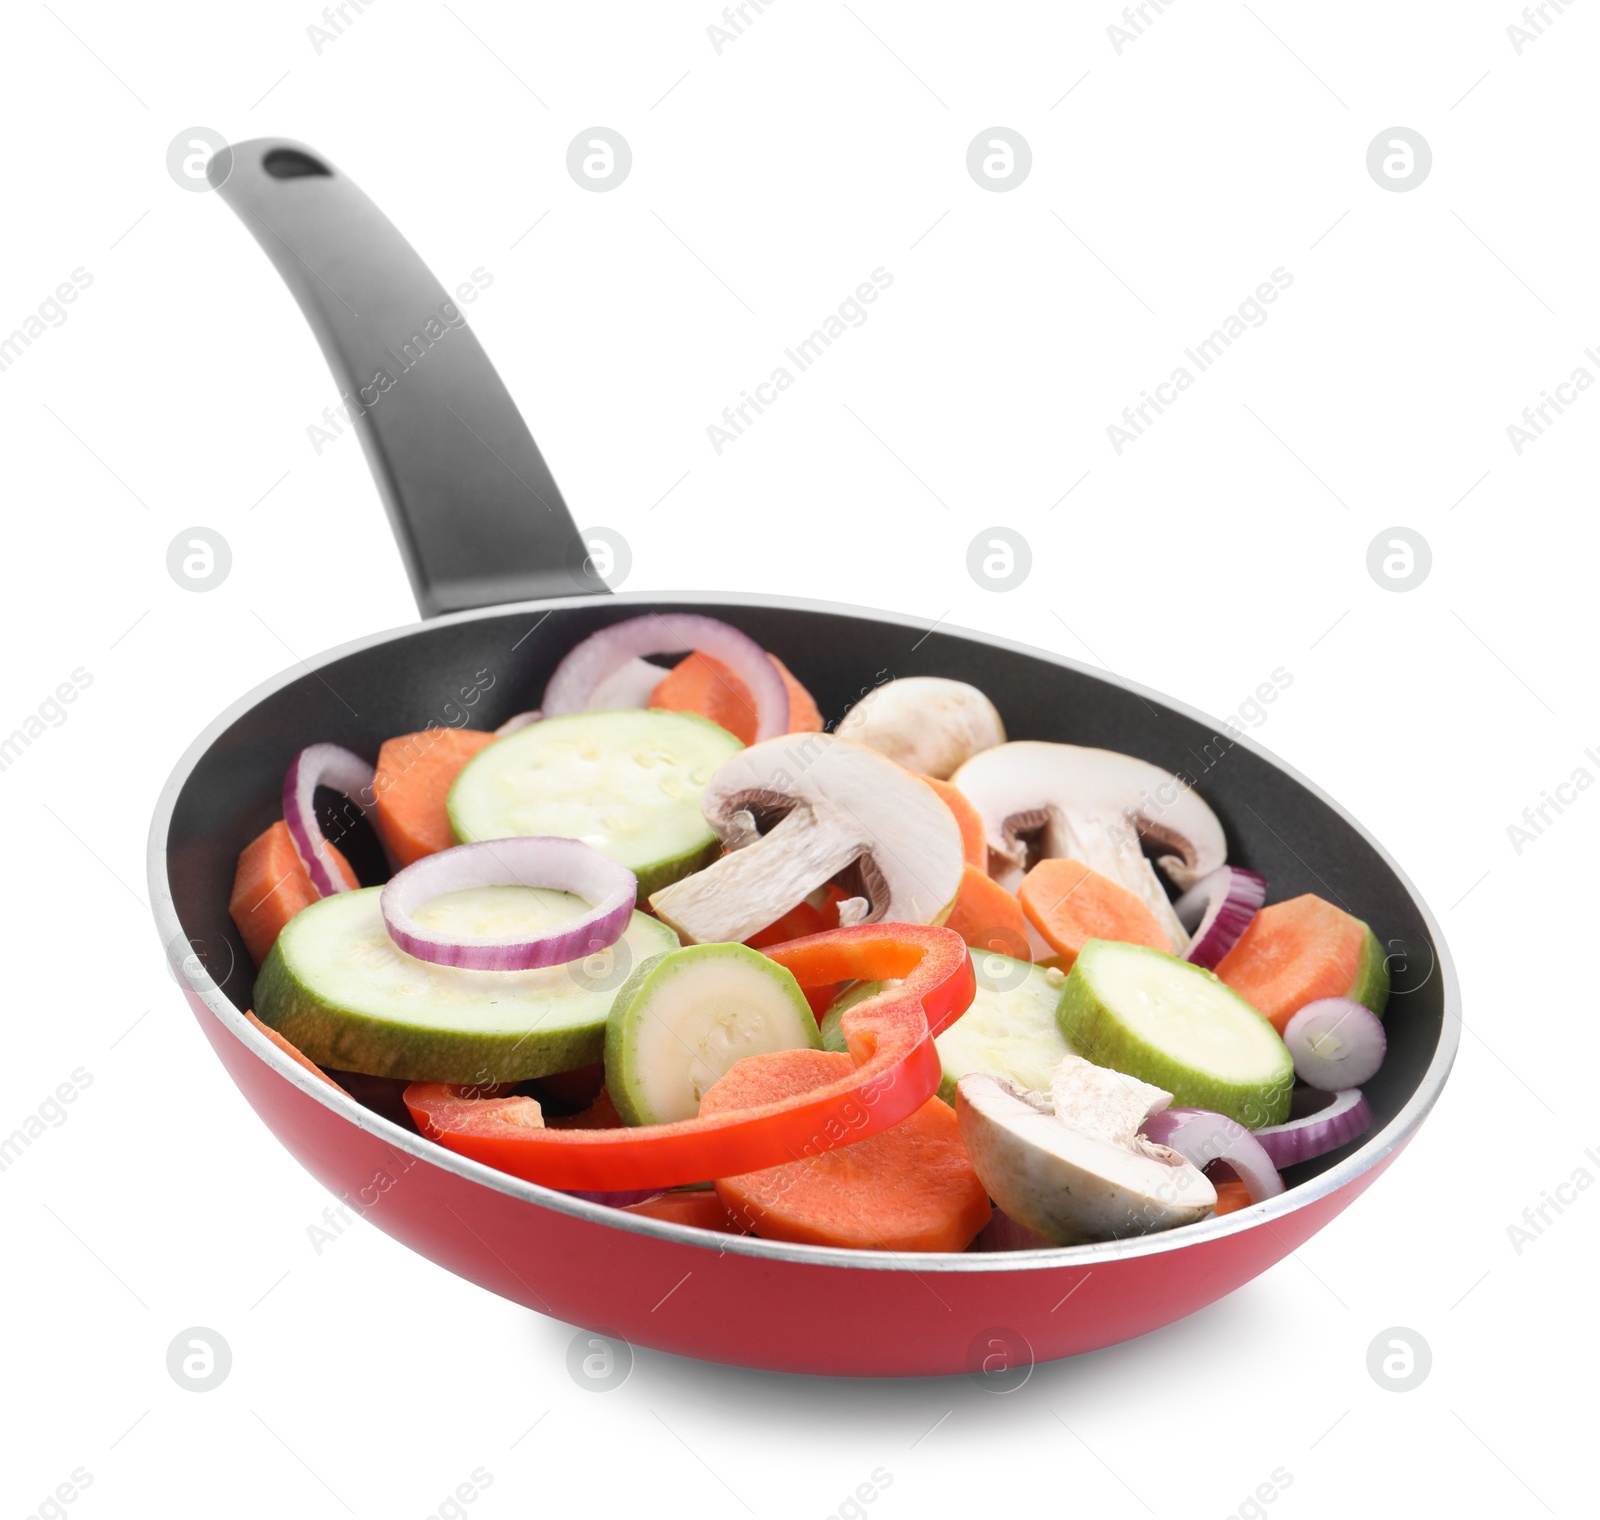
xmin=955 ymin=1057 xmax=1216 ymax=1245
xmin=648 ymin=733 xmax=966 ymax=944
xmin=951 ymin=742 xmax=1226 ymax=950
xmin=835 ymin=677 xmax=1005 ymax=780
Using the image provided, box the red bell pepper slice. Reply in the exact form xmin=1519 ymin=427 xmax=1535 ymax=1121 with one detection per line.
xmin=404 ymin=922 xmax=974 ymax=1192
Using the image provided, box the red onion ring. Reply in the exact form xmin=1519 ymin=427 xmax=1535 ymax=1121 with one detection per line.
xmin=1283 ymin=998 xmax=1386 ymax=1090
xmin=283 ymin=743 xmax=377 ymax=898
xmin=1174 ymin=866 xmax=1267 ymax=969
xmin=1141 ymin=1106 xmax=1284 ymax=1204
xmin=541 ymin=614 xmax=789 ymax=740
xmin=380 ymin=837 xmax=638 ymax=970
xmin=1251 ymin=1088 xmax=1372 ymax=1169
xmin=498 ymin=653 xmax=664 ymax=733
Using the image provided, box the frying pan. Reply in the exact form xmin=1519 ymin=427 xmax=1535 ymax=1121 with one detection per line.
xmin=149 ymin=138 xmax=1459 ymax=1377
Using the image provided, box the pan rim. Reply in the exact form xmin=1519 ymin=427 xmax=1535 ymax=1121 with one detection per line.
xmin=149 ymin=588 xmax=1460 ymax=1275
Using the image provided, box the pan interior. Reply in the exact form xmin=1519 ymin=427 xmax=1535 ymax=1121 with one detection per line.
xmin=159 ymin=595 xmax=1448 ymax=1208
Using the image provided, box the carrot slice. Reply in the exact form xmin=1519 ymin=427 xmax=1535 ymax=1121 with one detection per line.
xmin=1211 ymin=1177 xmax=1252 ymax=1216
xmin=1017 ymin=857 xmax=1169 ymax=970
xmin=922 ymin=776 xmax=987 ymax=870
xmin=623 ymin=1187 xmax=747 ymax=1234
xmin=373 ymin=727 xmax=498 ymax=867
xmin=648 ymin=651 xmax=823 ymax=745
xmin=244 ymin=1009 xmax=347 ymax=1093
xmin=1215 ymin=893 xmax=1382 ymax=1032
xmin=229 ymin=820 xmax=359 ymax=967
xmin=703 ymin=1049 xmax=991 ymax=1252
xmin=943 ymin=865 xmax=1029 ymax=958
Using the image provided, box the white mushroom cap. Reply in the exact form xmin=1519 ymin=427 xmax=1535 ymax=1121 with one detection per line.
xmin=956 ymin=1060 xmax=1216 ymax=1246
xmin=648 ymin=733 xmax=965 ymax=944
xmin=835 ymin=677 xmax=1005 ymax=780
xmin=951 ymin=741 xmax=1227 ymax=949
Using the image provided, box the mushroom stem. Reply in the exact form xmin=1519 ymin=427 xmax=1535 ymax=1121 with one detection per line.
xmin=650 ymin=809 xmax=863 ymax=945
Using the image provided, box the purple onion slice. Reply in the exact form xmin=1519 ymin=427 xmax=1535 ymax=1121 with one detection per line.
xmin=1283 ymin=998 xmax=1386 ymax=1090
xmin=540 ymin=613 xmax=789 ymax=741
xmin=1174 ymin=865 xmax=1267 ymax=969
xmin=1251 ymin=1088 xmax=1372 ymax=1169
xmin=1141 ymin=1105 xmax=1284 ymax=1204
xmin=380 ymin=837 xmax=637 ymax=971
xmin=283 ymin=743 xmax=377 ymax=898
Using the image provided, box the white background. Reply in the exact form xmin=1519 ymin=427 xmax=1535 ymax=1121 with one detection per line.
xmin=1 ymin=3 xmax=1594 ymax=1517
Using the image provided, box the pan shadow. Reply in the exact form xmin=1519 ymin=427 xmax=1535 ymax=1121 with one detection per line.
xmin=523 ymin=1277 xmax=1267 ymax=1421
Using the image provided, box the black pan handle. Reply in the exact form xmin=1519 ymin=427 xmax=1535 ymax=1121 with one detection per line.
xmin=211 ymin=138 xmax=598 ymax=618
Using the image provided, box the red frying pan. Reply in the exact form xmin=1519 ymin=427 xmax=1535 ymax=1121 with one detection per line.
xmin=149 ymin=138 xmax=1458 ymax=1377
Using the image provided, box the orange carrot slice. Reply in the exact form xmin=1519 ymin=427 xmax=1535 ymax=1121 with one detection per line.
xmin=623 ymin=1187 xmax=746 ymax=1234
xmin=373 ymin=727 xmax=498 ymax=867
xmin=649 ymin=651 xmax=823 ymax=745
xmin=703 ymin=1048 xmax=991 ymax=1252
xmin=1211 ymin=1177 xmax=1252 ymax=1216
xmin=943 ymin=865 xmax=1029 ymax=958
xmin=922 ymin=776 xmax=987 ymax=870
xmin=1017 ymin=857 xmax=1168 ymax=970
xmin=1215 ymin=894 xmax=1385 ymax=1033
xmin=229 ymin=820 xmax=359 ymax=967
xmin=244 ymin=1009 xmax=347 ymax=1093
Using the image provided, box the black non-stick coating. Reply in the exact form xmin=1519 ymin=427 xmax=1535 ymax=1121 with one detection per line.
xmin=162 ymin=597 xmax=1445 ymax=1192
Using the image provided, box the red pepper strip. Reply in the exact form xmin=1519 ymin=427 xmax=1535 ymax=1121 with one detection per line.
xmin=404 ymin=922 xmax=975 ymax=1192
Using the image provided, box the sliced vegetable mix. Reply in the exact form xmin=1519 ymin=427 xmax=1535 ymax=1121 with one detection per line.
xmin=404 ymin=920 xmax=975 ymax=1190
xmin=219 ymin=613 xmax=1398 ymax=1253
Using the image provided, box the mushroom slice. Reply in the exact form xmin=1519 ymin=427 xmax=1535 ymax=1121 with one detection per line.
xmin=647 ymin=734 xmax=965 ymax=945
xmin=951 ymin=741 xmax=1226 ymax=950
xmin=835 ymin=677 xmax=1005 ymax=780
xmin=955 ymin=1062 xmax=1216 ymax=1246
